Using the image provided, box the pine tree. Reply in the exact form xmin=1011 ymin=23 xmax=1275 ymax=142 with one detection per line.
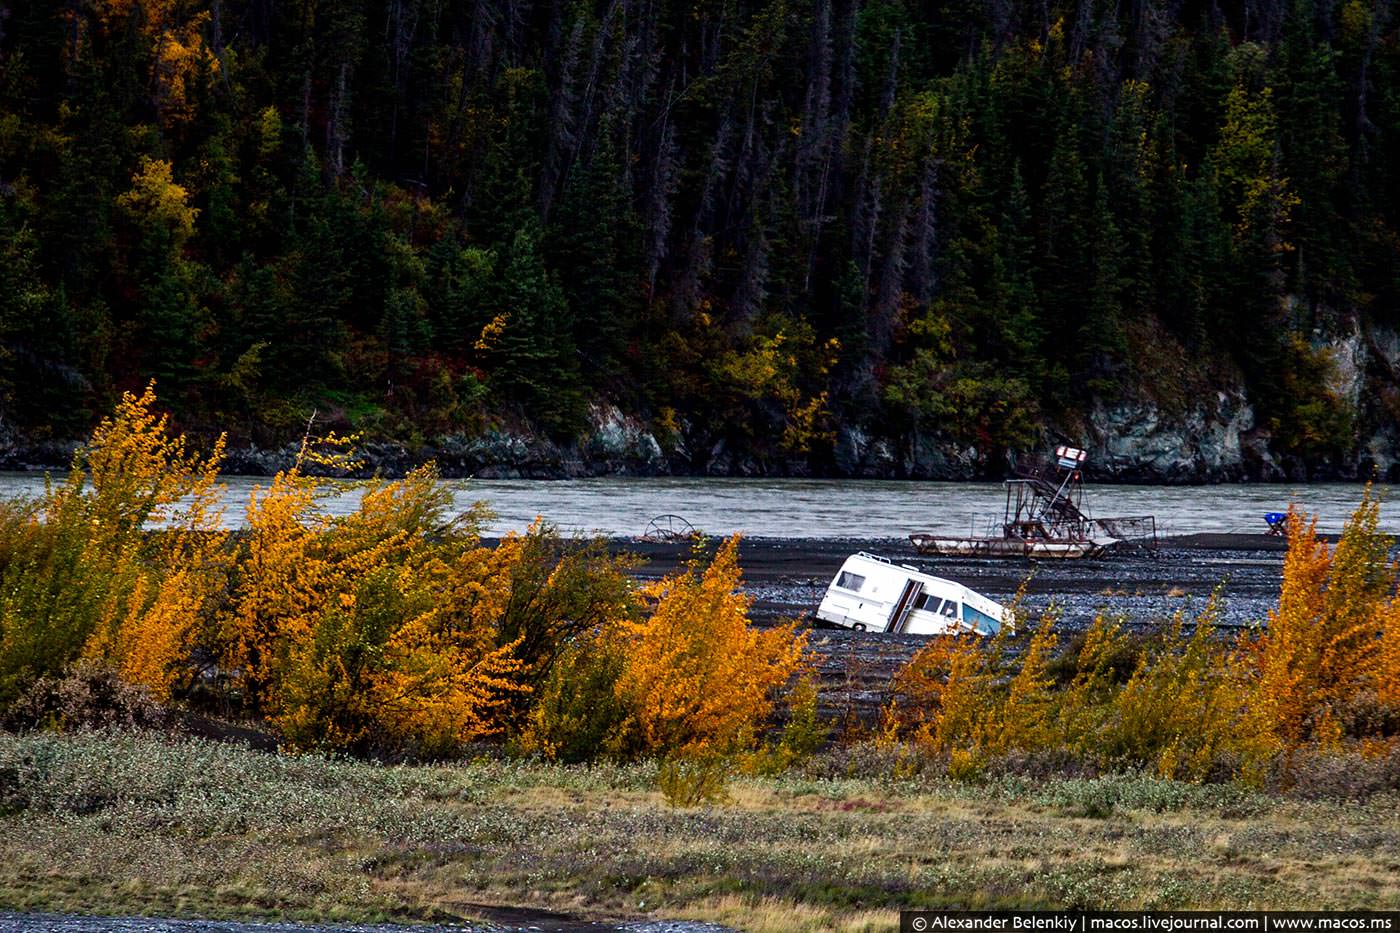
xmin=545 ymin=120 xmax=642 ymax=380
xmin=489 ymin=223 xmax=584 ymax=436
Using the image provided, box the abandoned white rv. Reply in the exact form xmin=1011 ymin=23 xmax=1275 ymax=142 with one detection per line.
xmin=815 ymin=552 xmax=1009 ymax=636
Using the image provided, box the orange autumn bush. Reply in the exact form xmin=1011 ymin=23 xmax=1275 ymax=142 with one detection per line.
xmin=9 ymin=385 xmax=1400 ymax=776
xmin=887 ymin=627 xmax=1000 ymax=773
xmin=1381 ymin=599 xmax=1400 ymax=712
xmin=487 ymin=527 xmax=639 ymax=732
xmin=884 ymin=630 xmax=980 ymax=749
xmin=983 ymin=609 xmax=1059 ymax=756
xmin=0 ymin=388 xmax=645 ymax=757
xmin=1235 ymin=490 xmax=1399 ymax=775
xmin=224 ymin=456 xmax=553 ymax=755
xmin=523 ymin=536 xmax=810 ymax=762
xmin=885 ymin=490 xmax=1400 ymax=782
xmin=224 ymin=447 xmax=446 ymax=713
xmin=252 ymin=513 xmax=806 ymax=757
xmin=0 ymin=388 xmax=806 ymax=760
xmin=0 ymin=384 xmax=226 ymax=706
xmin=267 ymin=548 xmax=530 ymax=756
xmin=612 ymin=535 xmax=809 ymax=757
xmin=887 ymin=607 xmax=1059 ymax=777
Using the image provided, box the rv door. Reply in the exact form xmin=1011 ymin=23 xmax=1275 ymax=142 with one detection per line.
xmin=886 ymin=579 xmax=922 ymax=633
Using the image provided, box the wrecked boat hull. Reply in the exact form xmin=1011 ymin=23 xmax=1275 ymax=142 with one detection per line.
xmin=907 ymin=533 xmax=1109 ymax=560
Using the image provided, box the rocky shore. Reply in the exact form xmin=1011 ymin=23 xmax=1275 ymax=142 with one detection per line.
xmin=225 ymin=392 xmax=1400 ymax=483
xmin=220 ymin=322 xmax=1400 ymax=483
xmin=6 ymin=324 xmax=1400 ymax=484
xmin=2 ymin=381 xmax=1400 ymax=481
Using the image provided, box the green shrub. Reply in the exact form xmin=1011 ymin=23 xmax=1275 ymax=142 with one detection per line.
xmin=744 ymin=675 xmax=830 ymax=775
xmin=518 ymin=629 xmax=634 ymax=763
xmin=656 ymin=753 xmax=731 ymax=807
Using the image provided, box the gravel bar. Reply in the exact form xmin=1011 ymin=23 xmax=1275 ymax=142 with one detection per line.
xmin=611 ymin=533 xmax=1302 ymax=726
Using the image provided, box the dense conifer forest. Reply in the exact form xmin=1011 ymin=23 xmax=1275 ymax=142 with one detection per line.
xmin=0 ymin=0 xmax=1398 ymax=475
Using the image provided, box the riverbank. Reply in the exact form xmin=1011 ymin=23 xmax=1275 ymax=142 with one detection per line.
xmin=614 ymin=535 xmax=1292 ymax=728
xmin=2 ymin=731 xmax=1398 ymax=933
xmin=618 ymin=534 xmax=1290 ymax=628
xmin=3 ymin=415 xmax=1398 ymax=485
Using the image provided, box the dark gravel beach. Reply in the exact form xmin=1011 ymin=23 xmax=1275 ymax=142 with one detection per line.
xmin=619 ymin=532 xmax=1288 ymax=628
xmin=617 ymin=533 xmax=1291 ymax=726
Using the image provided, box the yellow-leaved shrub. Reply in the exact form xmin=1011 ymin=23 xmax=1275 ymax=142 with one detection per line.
xmin=222 ymin=453 xmax=538 ymax=754
xmin=0 ymin=384 xmax=226 ymax=705
xmin=2 ymin=389 xmax=809 ymax=762
xmin=2 ymin=387 xmax=802 ymax=760
xmin=14 ymin=386 xmax=1400 ymax=776
xmin=612 ymin=535 xmax=808 ymax=756
xmin=884 ymin=489 xmax=1400 ymax=783
xmin=983 ymin=610 xmax=1059 ymax=756
xmin=1103 ymin=599 xmax=1236 ymax=780
xmin=1234 ymin=489 xmax=1399 ymax=778
xmin=1380 ymin=598 xmax=1400 ymax=712
xmin=887 ymin=608 xmax=1058 ymax=777
xmin=1052 ymin=613 xmax=1133 ymax=758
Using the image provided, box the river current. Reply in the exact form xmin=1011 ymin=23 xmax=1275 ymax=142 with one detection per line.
xmin=0 ymin=473 xmax=1392 ymax=538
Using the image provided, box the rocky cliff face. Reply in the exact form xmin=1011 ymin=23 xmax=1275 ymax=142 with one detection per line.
xmin=1073 ymin=323 xmax=1400 ymax=483
xmin=0 ymin=417 xmax=77 ymax=473
xmin=830 ymin=426 xmax=986 ymax=480
xmin=811 ymin=322 xmax=1400 ymax=483
xmin=216 ymin=404 xmax=673 ymax=479
xmin=5 ymin=333 xmax=1399 ymax=482
xmin=1082 ymin=391 xmax=1268 ymax=483
xmin=1358 ymin=325 xmax=1400 ymax=481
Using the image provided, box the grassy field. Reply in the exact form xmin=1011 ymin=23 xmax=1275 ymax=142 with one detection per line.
xmin=1 ymin=731 xmax=1399 ymax=932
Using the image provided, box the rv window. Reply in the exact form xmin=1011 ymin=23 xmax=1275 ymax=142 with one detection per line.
xmin=835 ymin=571 xmax=866 ymax=592
xmin=940 ymin=600 xmax=958 ymax=618
xmin=962 ymin=604 xmax=1000 ymax=632
xmin=915 ymin=593 xmax=937 ymax=611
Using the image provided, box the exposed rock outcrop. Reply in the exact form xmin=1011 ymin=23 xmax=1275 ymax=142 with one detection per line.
xmin=1082 ymin=390 xmax=1272 ymax=483
xmin=0 ymin=414 xmax=78 ymax=472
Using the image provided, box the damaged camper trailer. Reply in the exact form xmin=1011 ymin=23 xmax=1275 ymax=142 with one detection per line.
xmin=816 ymin=552 xmax=1010 ymax=636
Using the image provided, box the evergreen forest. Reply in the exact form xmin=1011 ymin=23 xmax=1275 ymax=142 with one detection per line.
xmin=2 ymin=0 xmax=1399 ymax=473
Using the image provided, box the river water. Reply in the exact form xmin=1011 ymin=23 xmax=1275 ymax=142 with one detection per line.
xmin=0 ymin=472 xmax=1393 ymax=538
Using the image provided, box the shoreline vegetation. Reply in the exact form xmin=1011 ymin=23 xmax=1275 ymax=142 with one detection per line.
xmin=1 ymin=389 xmax=1399 ymax=926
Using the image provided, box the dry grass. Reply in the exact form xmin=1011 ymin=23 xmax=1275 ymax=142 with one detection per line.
xmin=1 ymin=730 xmax=1399 ymax=930
xmin=678 ymin=895 xmax=897 ymax=932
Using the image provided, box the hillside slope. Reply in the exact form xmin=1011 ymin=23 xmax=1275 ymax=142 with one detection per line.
xmin=2 ymin=0 xmax=1400 ymax=480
